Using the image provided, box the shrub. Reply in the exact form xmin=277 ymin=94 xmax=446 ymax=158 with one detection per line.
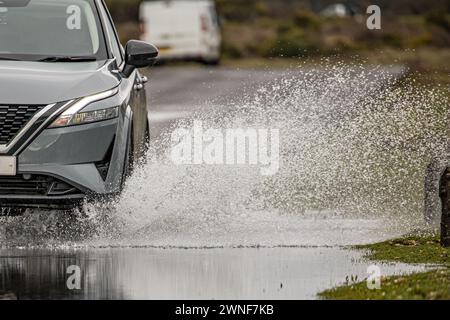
xmin=426 ymin=11 xmax=450 ymax=32
xmin=105 ymin=0 xmax=142 ymax=23
xmin=222 ymin=42 xmax=244 ymax=59
xmin=293 ymin=9 xmax=321 ymax=30
xmin=268 ymin=27 xmax=320 ymax=57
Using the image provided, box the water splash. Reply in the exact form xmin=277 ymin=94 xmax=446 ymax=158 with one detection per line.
xmin=1 ymin=62 xmax=448 ymax=248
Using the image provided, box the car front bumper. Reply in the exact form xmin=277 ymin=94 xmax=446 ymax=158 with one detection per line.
xmin=0 ymin=115 xmax=129 ymax=209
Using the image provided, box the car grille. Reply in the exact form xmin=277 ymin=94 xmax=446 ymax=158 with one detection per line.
xmin=0 ymin=175 xmax=81 ymax=196
xmin=0 ymin=104 xmax=46 ymax=145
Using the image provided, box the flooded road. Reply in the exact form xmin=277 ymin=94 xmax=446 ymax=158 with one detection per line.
xmin=1 ymin=64 xmax=446 ymax=299
xmin=0 ymin=247 xmax=428 ymax=299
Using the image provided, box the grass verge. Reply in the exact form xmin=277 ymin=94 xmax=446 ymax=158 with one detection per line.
xmin=319 ymin=235 xmax=450 ymax=300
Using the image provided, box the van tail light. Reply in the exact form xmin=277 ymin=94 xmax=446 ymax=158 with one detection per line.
xmin=200 ymin=15 xmax=209 ymax=32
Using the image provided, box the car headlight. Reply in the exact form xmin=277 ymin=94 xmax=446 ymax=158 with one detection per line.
xmin=49 ymin=87 xmax=120 ymax=128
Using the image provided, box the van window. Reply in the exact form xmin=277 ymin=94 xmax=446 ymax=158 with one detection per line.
xmin=209 ymin=6 xmax=219 ymax=27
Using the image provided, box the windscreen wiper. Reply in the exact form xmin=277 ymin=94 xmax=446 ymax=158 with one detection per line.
xmin=38 ymin=56 xmax=97 ymax=62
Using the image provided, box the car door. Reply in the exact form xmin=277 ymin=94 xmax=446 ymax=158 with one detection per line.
xmin=98 ymin=0 xmax=148 ymax=158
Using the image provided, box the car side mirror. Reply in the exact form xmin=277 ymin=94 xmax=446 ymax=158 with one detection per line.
xmin=123 ymin=40 xmax=158 ymax=77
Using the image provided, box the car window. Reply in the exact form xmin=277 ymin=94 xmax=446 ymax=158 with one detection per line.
xmin=99 ymin=1 xmax=123 ymax=66
xmin=0 ymin=0 xmax=107 ymax=60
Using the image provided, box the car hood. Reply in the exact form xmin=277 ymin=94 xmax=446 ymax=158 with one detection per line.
xmin=0 ymin=60 xmax=120 ymax=105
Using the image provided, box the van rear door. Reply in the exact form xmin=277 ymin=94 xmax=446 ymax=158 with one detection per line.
xmin=141 ymin=2 xmax=200 ymax=53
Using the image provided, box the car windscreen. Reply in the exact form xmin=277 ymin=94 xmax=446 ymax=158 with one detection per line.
xmin=0 ymin=0 xmax=108 ymax=61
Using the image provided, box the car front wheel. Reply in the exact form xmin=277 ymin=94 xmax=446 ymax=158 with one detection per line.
xmin=121 ymin=126 xmax=134 ymax=189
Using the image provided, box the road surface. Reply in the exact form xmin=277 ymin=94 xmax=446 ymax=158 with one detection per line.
xmin=1 ymin=65 xmax=429 ymax=300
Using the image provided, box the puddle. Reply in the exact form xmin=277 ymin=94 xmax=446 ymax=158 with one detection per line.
xmin=0 ymin=247 xmax=430 ymax=300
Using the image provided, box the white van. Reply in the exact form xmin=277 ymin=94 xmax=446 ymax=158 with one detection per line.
xmin=140 ymin=0 xmax=221 ymax=64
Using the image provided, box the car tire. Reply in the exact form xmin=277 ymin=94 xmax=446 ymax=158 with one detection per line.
xmin=439 ymin=168 xmax=450 ymax=247
xmin=121 ymin=125 xmax=134 ymax=189
xmin=0 ymin=207 xmax=26 ymax=217
xmin=202 ymin=57 xmax=220 ymax=66
xmin=139 ymin=121 xmax=150 ymax=161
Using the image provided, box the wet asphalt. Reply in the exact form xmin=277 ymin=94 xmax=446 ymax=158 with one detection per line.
xmin=0 ymin=65 xmax=421 ymax=300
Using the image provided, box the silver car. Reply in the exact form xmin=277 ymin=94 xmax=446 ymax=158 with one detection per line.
xmin=0 ymin=0 xmax=158 ymax=210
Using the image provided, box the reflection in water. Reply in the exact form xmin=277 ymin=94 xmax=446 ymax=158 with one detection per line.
xmin=0 ymin=249 xmax=124 ymax=299
xmin=0 ymin=247 xmax=427 ymax=300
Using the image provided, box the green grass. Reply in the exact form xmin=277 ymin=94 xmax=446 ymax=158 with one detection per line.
xmin=355 ymin=235 xmax=450 ymax=265
xmin=320 ymin=269 xmax=450 ymax=300
xmin=319 ymin=235 xmax=450 ymax=300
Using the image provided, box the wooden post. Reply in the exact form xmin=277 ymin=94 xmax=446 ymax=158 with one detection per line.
xmin=442 ymin=207 xmax=450 ymax=247
xmin=440 ymin=169 xmax=450 ymax=247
